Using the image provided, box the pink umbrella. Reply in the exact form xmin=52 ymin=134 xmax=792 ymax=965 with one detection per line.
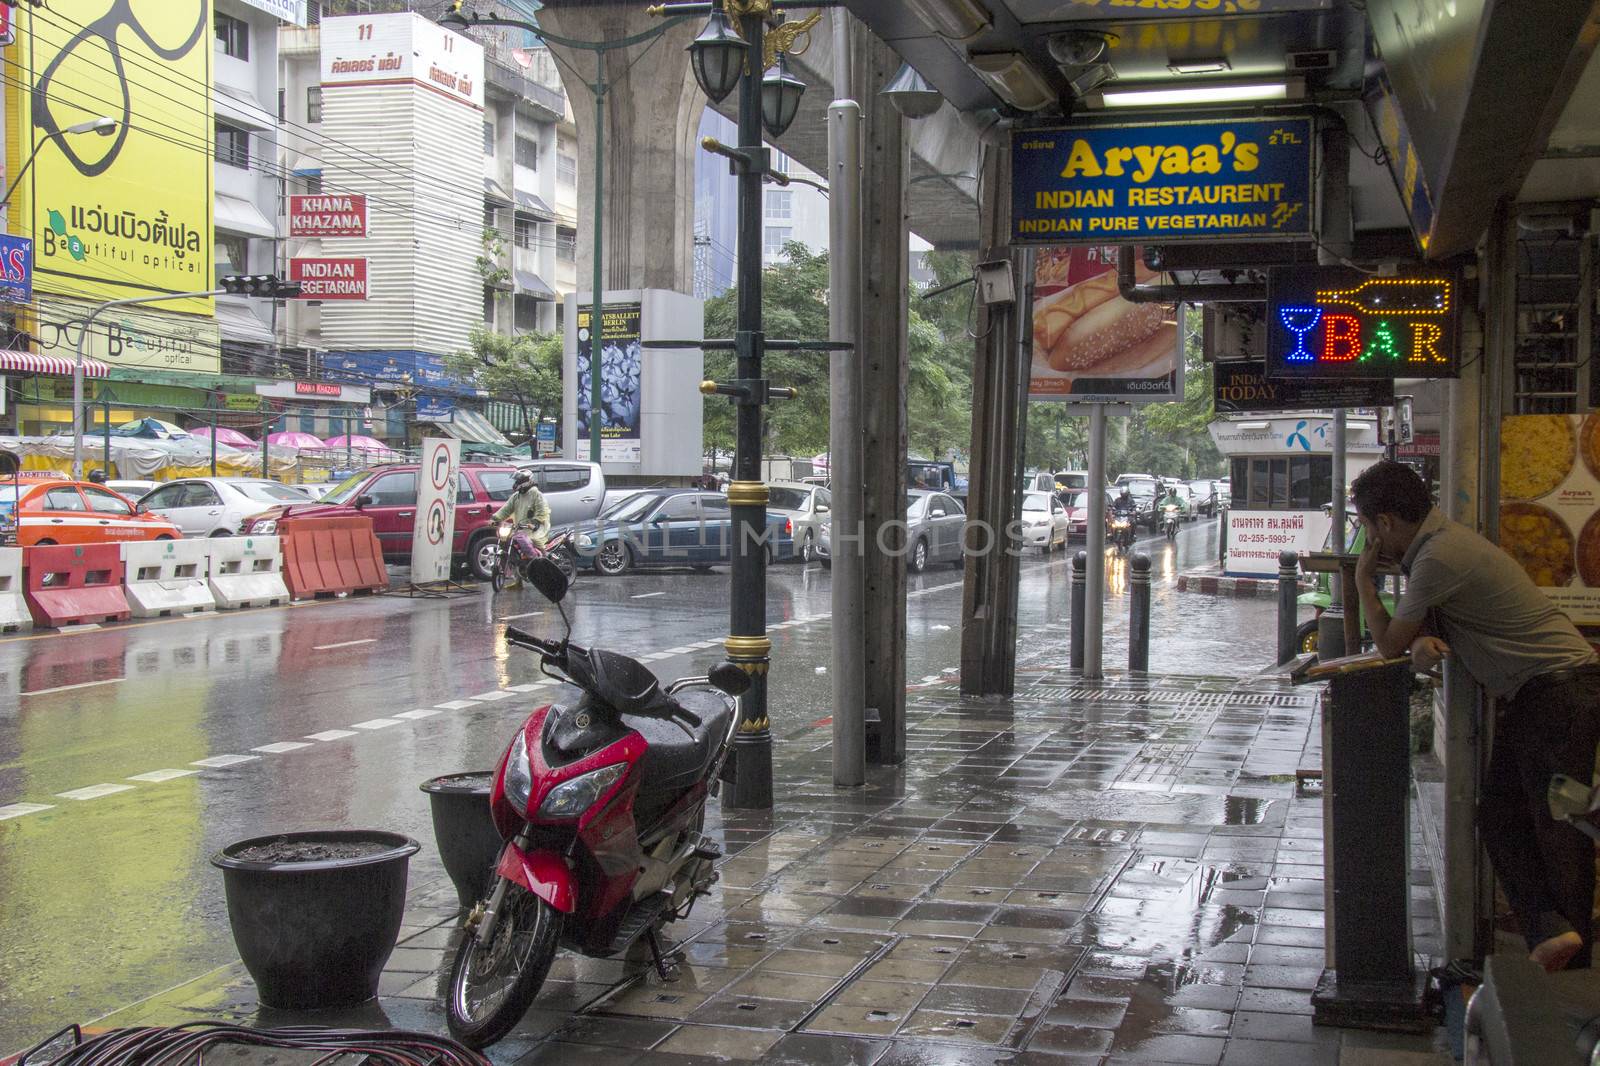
xmin=324 ymin=434 xmax=399 ymax=455
xmin=189 ymin=426 xmax=255 ymax=448
xmin=267 ymin=431 xmax=327 ymax=449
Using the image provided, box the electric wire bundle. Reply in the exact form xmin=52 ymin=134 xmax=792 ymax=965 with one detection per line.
xmin=17 ymin=1023 xmax=491 ymax=1066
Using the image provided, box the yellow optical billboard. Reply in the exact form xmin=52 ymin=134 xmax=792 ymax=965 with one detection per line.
xmin=7 ymin=1 xmax=213 ymax=314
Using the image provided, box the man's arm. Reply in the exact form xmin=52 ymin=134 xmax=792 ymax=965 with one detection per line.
xmin=493 ymin=499 xmax=513 ymax=522
xmin=1356 ymin=538 xmax=1421 ymax=657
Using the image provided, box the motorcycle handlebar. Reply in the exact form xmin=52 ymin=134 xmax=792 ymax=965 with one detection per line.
xmin=504 ymin=626 xmax=567 ymax=658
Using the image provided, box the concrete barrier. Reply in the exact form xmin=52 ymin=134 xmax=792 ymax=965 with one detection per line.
xmin=122 ymin=539 xmax=215 ymax=618
xmin=24 ymin=543 xmax=129 ymax=627
xmin=0 ymin=547 xmax=30 ymax=633
xmin=208 ymin=535 xmax=289 ymax=609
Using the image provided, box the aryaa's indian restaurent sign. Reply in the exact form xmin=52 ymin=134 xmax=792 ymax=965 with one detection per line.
xmin=1266 ymin=265 xmax=1458 ymax=379
xmin=1011 ymin=117 xmax=1314 ymax=244
xmin=8 ymin=2 xmax=214 ymax=314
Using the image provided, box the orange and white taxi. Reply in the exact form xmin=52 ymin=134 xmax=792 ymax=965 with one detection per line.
xmin=0 ymin=479 xmax=182 ymax=547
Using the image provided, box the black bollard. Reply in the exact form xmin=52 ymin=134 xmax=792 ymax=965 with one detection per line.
xmin=1070 ymin=550 xmax=1086 ymax=671
xmin=1129 ymin=552 xmax=1151 ymax=672
xmin=1277 ymin=550 xmax=1300 ymax=665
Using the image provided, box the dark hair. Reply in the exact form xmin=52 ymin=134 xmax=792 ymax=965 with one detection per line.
xmin=1350 ymin=460 xmax=1431 ymax=523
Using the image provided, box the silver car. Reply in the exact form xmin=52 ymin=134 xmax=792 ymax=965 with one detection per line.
xmin=511 ymin=460 xmax=606 ymax=527
xmin=1020 ymin=490 xmax=1069 ymax=551
xmin=816 ymin=489 xmax=965 ymax=573
xmin=137 ymin=477 xmax=313 ymax=536
xmin=765 ymin=480 xmax=832 ymax=563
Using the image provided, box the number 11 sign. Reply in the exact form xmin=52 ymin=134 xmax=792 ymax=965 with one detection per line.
xmin=1266 ymin=265 xmax=1458 ymax=379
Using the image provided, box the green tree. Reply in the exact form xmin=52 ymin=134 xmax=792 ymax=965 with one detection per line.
xmin=442 ymin=326 xmax=562 ymax=452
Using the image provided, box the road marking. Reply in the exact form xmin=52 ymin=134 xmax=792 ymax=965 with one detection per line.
xmin=57 ymin=784 xmax=135 ymax=801
xmin=469 ymin=690 xmax=514 ymax=702
xmin=632 ymin=591 xmax=666 ymax=599
xmin=313 ymin=639 xmax=376 ymax=651
xmin=0 ymin=802 xmax=53 ymax=820
xmin=127 ymin=769 xmax=198 ymax=783
xmin=506 ymin=683 xmax=543 ymax=693
xmin=307 ymin=729 xmax=358 ymax=742
xmin=192 ymin=755 xmax=259 ymax=769
xmin=501 ymin=611 xmax=544 ymax=621
xmin=436 ymin=699 xmax=478 ymax=710
xmin=396 ymin=709 xmax=440 ymax=720
xmin=640 ymin=652 xmax=670 ymax=662
xmin=351 ymin=718 xmax=402 ymax=730
xmin=22 ymin=677 xmax=125 ymax=697
xmin=253 ymin=741 xmax=312 ymax=754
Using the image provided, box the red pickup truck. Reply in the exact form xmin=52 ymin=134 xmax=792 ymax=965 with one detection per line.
xmin=244 ymin=463 xmax=521 ymax=578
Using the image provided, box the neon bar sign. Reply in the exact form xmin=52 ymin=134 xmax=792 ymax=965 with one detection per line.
xmin=1266 ymin=267 xmax=1458 ymax=379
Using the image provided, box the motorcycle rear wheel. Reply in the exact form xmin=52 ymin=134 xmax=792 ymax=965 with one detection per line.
xmin=446 ymin=883 xmax=562 ymax=1048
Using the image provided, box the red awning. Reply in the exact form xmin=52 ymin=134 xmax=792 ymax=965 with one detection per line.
xmin=0 ymin=350 xmax=111 ymax=378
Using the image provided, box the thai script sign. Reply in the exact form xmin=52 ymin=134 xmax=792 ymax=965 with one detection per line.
xmin=321 ymin=13 xmax=483 ymax=110
xmin=289 ymin=195 xmax=367 ymax=237
xmin=1225 ymin=508 xmax=1332 ymax=578
xmin=290 ymin=257 xmax=368 ymax=300
xmin=1266 ymin=265 xmax=1458 ymax=379
xmin=1011 ymin=117 xmax=1314 ymax=244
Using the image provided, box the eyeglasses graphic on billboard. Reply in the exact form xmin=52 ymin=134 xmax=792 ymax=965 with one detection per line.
xmin=1266 ymin=266 xmax=1458 ymax=379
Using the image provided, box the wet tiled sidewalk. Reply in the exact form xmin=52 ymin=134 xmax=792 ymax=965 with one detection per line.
xmin=97 ymin=666 xmax=1452 ymax=1065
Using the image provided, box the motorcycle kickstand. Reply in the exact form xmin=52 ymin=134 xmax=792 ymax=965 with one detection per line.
xmin=644 ymin=927 xmax=680 ymax=983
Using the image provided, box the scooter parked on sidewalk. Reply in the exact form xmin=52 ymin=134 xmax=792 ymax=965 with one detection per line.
xmin=490 ymin=521 xmax=578 ymax=592
xmin=445 ymin=557 xmax=750 ymax=1048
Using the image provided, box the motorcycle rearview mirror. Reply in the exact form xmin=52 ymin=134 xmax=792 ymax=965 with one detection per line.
xmin=708 ymin=661 xmax=751 ymax=697
xmin=526 ymin=556 xmax=569 ymax=604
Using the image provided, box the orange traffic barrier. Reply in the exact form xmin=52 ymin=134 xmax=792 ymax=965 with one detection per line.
xmin=279 ymin=515 xmax=389 ymax=600
xmin=24 ymin=543 xmax=131 ymax=627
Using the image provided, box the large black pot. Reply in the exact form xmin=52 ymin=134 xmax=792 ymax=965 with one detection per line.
xmin=419 ymin=771 xmax=501 ymax=909
xmin=212 ymin=830 xmax=420 ymax=1010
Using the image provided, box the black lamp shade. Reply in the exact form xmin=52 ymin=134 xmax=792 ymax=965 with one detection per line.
xmin=688 ymin=10 xmax=744 ymax=104
xmin=761 ymin=52 xmax=805 ymax=137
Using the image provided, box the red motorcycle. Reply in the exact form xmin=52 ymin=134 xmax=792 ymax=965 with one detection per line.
xmin=445 ymin=557 xmax=749 ymax=1048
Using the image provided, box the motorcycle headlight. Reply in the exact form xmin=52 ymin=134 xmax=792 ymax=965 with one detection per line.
xmin=503 ymin=731 xmax=535 ymax=813
xmin=252 ymin=519 xmax=277 ymax=535
xmin=499 ymin=521 xmax=515 ymax=537
xmin=538 ymin=763 xmax=627 ymax=820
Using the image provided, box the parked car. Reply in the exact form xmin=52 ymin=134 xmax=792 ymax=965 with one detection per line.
xmin=571 ymin=489 xmax=795 ymax=575
xmin=509 ymin=459 xmax=606 ymax=527
xmin=137 ymin=477 xmax=312 ymax=537
xmin=1020 ymin=490 xmax=1069 ymax=552
xmin=765 ymin=480 xmax=831 ymax=562
xmin=243 ymin=463 xmax=522 ymax=579
xmin=1062 ymin=487 xmax=1114 ymax=539
xmin=816 ymin=489 xmax=966 ymax=573
xmin=106 ymin=479 xmax=159 ymax=499
xmin=2 ymin=479 xmax=181 ymax=547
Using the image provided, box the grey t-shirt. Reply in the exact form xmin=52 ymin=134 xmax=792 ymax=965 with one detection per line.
xmin=1395 ymin=508 xmax=1596 ymax=699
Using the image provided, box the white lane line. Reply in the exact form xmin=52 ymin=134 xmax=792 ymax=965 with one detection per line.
xmin=501 ymin=611 xmax=544 ymax=621
xmin=632 ymin=592 xmax=666 ymax=599
xmin=57 ymin=783 xmax=135 ymax=801
xmin=436 ymin=699 xmax=478 ymax=711
xmin=506 ymin=683 xmax=543 ymax=693
xmin=307 ymin=729 xmax=358 ymax=742
xmin=128 ymin=769 xmax=198 ymax=783
xmin=253 ymin=741 xmax=312 ymax=754
xmin=0 ymin=802 xmax=54 ymax=820
xmin=470 ymin=690 xmax=514 ymax=702
xmin=22 ymin=677 xmax=125 ymax=697
xmin=396 ymin=709 xmax=440 ymax=720
xmin=351 ymin=718 xmax=402 ymax=730
xmin=192 ymin=754 xmax=259 ymax=769
xmin=640 ymin=652 xmax=670 ymax=662
xmin=313 ymin=639 xmax=376 ymax=651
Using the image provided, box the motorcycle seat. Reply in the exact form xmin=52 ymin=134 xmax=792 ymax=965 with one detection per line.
xmin=630 ymin=690 xmax=735 ymax=797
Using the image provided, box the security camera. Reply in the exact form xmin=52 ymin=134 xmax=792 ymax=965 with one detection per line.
xmin=1047 ymin=30 xmax=1112 ymax=68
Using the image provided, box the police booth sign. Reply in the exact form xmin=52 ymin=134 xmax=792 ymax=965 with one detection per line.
xmin=1012 ymin=117 xmax=1314 ymax=244
xmin=1266 ymin=266 xmax=1459 ymax=378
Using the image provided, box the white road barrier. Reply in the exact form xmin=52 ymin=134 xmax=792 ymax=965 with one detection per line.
xmin=122 ymin=540 xmax=215 ymax=618
xmin=208 ymin=536 xmax=289 ymax=609
xmin=0 ymin=547 xmax=30 ymax=632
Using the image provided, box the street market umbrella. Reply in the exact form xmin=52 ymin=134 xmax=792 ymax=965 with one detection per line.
xmin=188 ymin=426 xmax=255 ymax=448
xmin=266 ymin=431 xmax=327 ymax=450
xmin=114 ymin=418 xmax=189 ymax=440
xmin=324 ymin=434 xmax=399 ymax=456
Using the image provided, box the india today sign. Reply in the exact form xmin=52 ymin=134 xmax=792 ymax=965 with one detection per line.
xmin=411 ymin=437 xmax=461 ymax=584
xmin=289 ymin=195 xmax=367 ymax=237
xmin=290 ymin=256 xmax=367 ymax=300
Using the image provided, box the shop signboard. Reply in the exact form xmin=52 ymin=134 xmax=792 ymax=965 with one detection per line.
xmin=34 ymin=296 xmax=221 ymax=374
xmin=1225 ymin=509 xmax=1332 ymax=578
xmin=1266 ymin=265 xmax=1459 ymax=379
xmin=223 ymin=393 xmax=261 ymax=411
xmin=254 ymin=380 xmax=370 ymax=404
xmin=322 ymin=12 xmax=482 ymax=109
xmin=575 ymin=301 xmax=642 ymax=464
xmin=0 ymin=235 xmax=31 ymax=303
xmin=290 ymin=257 xmax=367 ymax=300
xmin=1214 ymin=359 xmax=1393 ymax=413
xmin=416 ymin=395 xmax=454 ymax=421
xmin=410 ymin=436 xmax=460 ymax=584
xmin=1029 ymin=245 xmax=1180 ymax=401
xmin=1050 ymin=0 xmax=1332 ymax=15
xmin=1497 ymin=414 xmax=1600 ymax=624
xmin=235 ymin=0 xmax=309 ymax=26
xmin=1011 ymin=117 xmax=1314 ymax=245
xmin=288 ymin=195 xmax=367 ymax=237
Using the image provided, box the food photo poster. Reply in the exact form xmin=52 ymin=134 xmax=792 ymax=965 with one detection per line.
xmin=1499 ymin=414 xmax=1600 ymax=624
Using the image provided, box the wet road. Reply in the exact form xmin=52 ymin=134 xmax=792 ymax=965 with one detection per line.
xmin=0 ymin=517 xmax=1273 ymax=1051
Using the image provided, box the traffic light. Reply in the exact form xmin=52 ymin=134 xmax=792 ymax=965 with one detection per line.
xmin=218 ymin=274 xmax=303 ymax=298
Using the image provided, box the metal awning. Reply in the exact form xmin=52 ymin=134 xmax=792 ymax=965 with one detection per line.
xmin=215 ymin=193 xmax=277 ymax=238
xmin=484 ymin=178 xmax=513 ymax=206
xmin=290 ymin=155 xmax=322 ymax=177
xmin=0 ymin=350 xmax=110 ymax=377
xmin=214 ymin=301 xmax=275 ymax=344
xmin=514 ymin=191 xmax=555 ymax=219
xmin=428 ymin=407 xmax=512 ymax=445
xmin=215 ymin=85 xmax=276 ymax=130
xmin=513 ymin=270 xmax=556 ymax=298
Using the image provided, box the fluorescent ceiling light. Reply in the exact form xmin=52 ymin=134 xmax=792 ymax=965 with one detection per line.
xmin=1093 ymin=78 xmax=1299 ymax=108
xmin=1167 ymin=57 xmax=1231 ymax=75
xmin=903 ymin=0 xmax=992 ymax=41
xmin=969 ymin=52 xmax=1055 ymax=111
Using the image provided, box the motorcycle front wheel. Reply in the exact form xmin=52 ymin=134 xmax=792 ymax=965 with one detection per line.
xmin=446 ymin=883 xmax=563 ymax=1048
xmin=490 ymin=549 xmax=508 ymax=593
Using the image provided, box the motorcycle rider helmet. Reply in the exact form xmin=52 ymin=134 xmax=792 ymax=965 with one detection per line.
xmin=512 ymin=469 xmax=535 ymax=492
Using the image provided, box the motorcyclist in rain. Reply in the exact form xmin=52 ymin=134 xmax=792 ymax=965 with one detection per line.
xmin=493 ymin=469 xmax=551 ymax=589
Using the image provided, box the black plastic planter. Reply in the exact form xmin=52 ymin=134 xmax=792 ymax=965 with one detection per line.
xmin=419 ymin=772 xmax=501 ymax=909
xmin=212 ymin=830 xmax=420 ymax=1010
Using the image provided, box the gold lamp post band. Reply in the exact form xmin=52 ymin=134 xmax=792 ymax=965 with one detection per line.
xmin=725 ymin=481 xmax=769 ymax=507
xmin=724 ymin=634 xmax=772 ymax=659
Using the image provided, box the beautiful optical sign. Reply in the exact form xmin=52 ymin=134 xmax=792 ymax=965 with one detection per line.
xmin=1265 ymin=266 xmax=1458 ymax=379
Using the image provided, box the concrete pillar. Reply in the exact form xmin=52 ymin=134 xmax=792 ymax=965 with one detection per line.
xmin=848 ymin=23 xmax=908 ymax=765
xmin=534 ymin=7 xmax=703 ymax=294
xmin=960 ymin=140 xmax=1027 ymax=696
